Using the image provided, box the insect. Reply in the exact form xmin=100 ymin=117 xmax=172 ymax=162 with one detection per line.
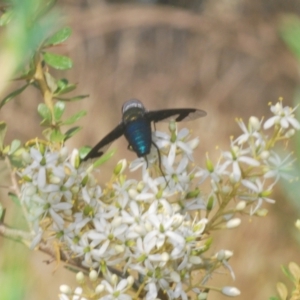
xmin=83 ymin=99 xmax=207 ymax=162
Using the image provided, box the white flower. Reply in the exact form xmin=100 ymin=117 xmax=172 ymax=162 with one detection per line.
xmin=264 ymin=101 xmax=300 ymax=130
xmin=264 ymin=151 xmax=296 ymax=184
xmin=234 ymin=117 xmax=263 ymax=145
xmin=241 ymin=178 xmax=275 ymax=214
xmin=154 ymin=128 xmax=198 ymax=166
xmin=222 ymin=145 xmax=260 ymax=182
xmin=162 ymin=155 xmax=190 ymax=192
xmin=21 ymin=147 xmax=59 ymax=189
xmin=100 ymin=276 xmax=132 ymax=300
xmin=195 ymin=154 xmax=227 ymax=184
xmin=113 ymin=179 xmax=137 ymax=209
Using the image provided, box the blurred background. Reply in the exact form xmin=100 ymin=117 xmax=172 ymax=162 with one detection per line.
xmin=1 ymin=0 xmax=300 ymax=299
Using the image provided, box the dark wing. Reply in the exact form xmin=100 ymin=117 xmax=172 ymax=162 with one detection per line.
xmin=146 ymin=108 xmax=207 ymax=123
xmin=82 ymin=123 xmax=125 ymax=161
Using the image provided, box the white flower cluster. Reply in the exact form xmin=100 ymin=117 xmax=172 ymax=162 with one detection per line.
xmin=18 ymin=100 xmax=299 ymax=300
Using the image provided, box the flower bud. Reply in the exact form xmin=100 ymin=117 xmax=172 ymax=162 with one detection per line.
xmin=89 ymin=270 xmax=98 ymax=281
xmin=285 ymin=129 xmax=295 ymax=138
xmin=249 ymin=116 xmax=260 ymax=131
xmin=60 ymin=285 xmax=72 ymax=294
xmin=59 ymin=147 xmax=68 ymax=161
xmin=198 ymin=292 xmax=208 ymax=299
xmin=260 ymin=150 xmax=270 ymax=160
xmin=114 ymin=159 xmax=127 ymax=175
xmin=226 ymin=218 xmax=241 ymax=229
xmin=221 ymin=286 xmax=241 ymax=297
xmin=256 ymin=208 xmax=268 ymax=217
xmin=169 ymin=120 xmax=176 ymax=132
xmin=205 ymin=154 xmax=214 ymax=172
xmin=128 ymin=188 xmax=137 ymax=199
xmin=206 ymin=195 xmax=215 ymax=211
xmin=127 ymin=276 xmax=134 ymax=286
xmin=95 ymin=284 xmax=104 ymax=294
xmin=235 ymin=201 xmax=246 ymax=211
xmin=111 ymin=274 xmax=118 ymax=285
xmin=186 ymin=188 xmax=200 ymax=199
xmin=295 ymin=219 xmax=300 ymax=230
xmin=76 ymin=272 xmax=85 ymax=284
xmin=70 ymin=149 xmax=80 ymax=169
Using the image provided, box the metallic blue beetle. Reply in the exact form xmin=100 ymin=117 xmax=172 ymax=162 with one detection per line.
xmin=83 ymin=99 xmax=206 ymax=161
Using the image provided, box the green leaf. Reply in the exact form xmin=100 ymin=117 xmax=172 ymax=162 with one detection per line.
xmin=43 ymin=52 xmax=73 ymax=70
xmin=0 ymin=83 xmax=29 ymax=108
xmin=38 ymin=103 xmax=52 ymax=121
xmin=54 ymin=82 xmax=77 ymax=95
xmin=54 ymin=101 xmax=65 ymax=121
xmin=0 ymin=9 xmax=13 ymax=26
xmin=62 ymin=110 xmax=86 ymax=125
xmin=54 ymin=94 xmax=89 ymax=102
xmin=50 ymin=129 xmax=65 ymax=143
xmin=9 ymin=154 xmax=24 ymax=168
xmin=40 ymin=118 xmax=52 ymax=127
xmin=44 ymin=26 xmax=72 ymax=46
xmin=9 ymin=140 xmax=21 ymax=155
xmin=56 ymin=78 xmax=69 ymax=90
xmin=281 ymin=265 xmax=293 ymax=280
xmin=0 ymin=122 xmax=7 ymax=151
xmin=279 ymin=16 xmax=300 ymax=60
xmin=64 ymin=126 xmax=82 ymax=141
xmin=79 ymin=146 xmax=92 ymax=159
xmin=276 ymin=282 xmax=288 ymax=300
xmin=8 ymin=192 xmax=21 ymax=206
xmin=44 ymin=72 xmax=58 ymax=93
xmin=42 ymin=128 xmax=52 ymax=141
xmin=93 ymin=149 xmax=116 ymax=168
xmin=0 ymin=204 xmax=5 ymax=222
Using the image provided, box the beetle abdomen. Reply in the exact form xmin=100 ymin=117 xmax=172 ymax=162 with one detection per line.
xmin=124 ymin=119 xmax=152 ymax=157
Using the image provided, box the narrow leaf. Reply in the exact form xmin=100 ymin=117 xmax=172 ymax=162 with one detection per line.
xmin=279 ymin=16 xmax=300 ymax=60
xmin=56 ymin=78 xmax=69 ymax=90
xmin=38 ymin=103 xmax=52 ymax=121
xmin=0 ymin=84 xmax=29 ymax=108
xmin=44 ymin=27 xmax=72 ymax=46
xmin=54 ymin=94 xmax=89 ymax=102
xmin=50 ymin=129 xmax=65 ymax=143
xmin=0 ymin=9 xmax=13 ymax=26
xmin=43 ymin=52 xmax=73 ymax=70
xmin=0 ymin=205 xmax=5 ymax=222
xmin=93 ymin=149 xmax=116 ymax=168
xmin=62 ymin=110 xmax=86 ymax=125
xmin=44 ymin=72 xmax=58 ymax=93
xmin=64 ymin=127 xmax=82 ymax=141
xmin=0 ymin=122 xmax=7 ymax=151
xmin=9 ymin=140 xmax=21 ymax=155
xmin=54 ymin=83 xmax=77 ymax=95
xmin=79 ymin=146 xmax=92 ymax=159
xmin=276 ymin=282 xmax=287 ymax=300
xmin=54 ymin=101 xmax=65 ymax=121
xmin=8 ymin=192 xmax=21 ymax=206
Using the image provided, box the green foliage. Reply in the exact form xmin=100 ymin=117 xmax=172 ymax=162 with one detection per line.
xmin=92 ymin=149 xmax=117 ymax=168
xmin=0 ymin=204 xmax=5 ymax=222
xmin=43 ymin=52 xmax=73 ymax=70
xmin=273 ymin=262 xmax=300 ymax=300
xmin=38 ymin=103 xmax=52 ymax=125
xmin=44 ymin=26 xmax=72 ymax=46
xmin=0 ymin=83 xmax=30 ymax=108
xmin=279 ymin=15 xmax=300 ymax=62
xmin=8 ymin=192 xmax=21 ymax=207
xmin=0 ymin=121 xmax=7 ymax=152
